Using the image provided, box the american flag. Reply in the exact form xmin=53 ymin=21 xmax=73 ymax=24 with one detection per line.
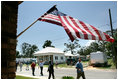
xmin=38 ymin=5 xmax=114 ymax=42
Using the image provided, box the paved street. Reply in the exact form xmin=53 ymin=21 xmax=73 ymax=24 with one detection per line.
xmin=16 ymin=66 xmax=117 ymax=79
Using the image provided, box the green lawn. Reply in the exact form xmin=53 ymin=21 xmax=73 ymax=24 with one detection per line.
xmin=45 ymin=61 xmax=89 ymax=68
xmin=43 ymin=63 xmax=74 ymax=68
xmin=108 ymin=59 xmax=116 ymax=68
xmin=15 ymin=75 xmax=38 ymax=79
xmin=89 ymin=58 xmax=116 ymax=69
xmin=57 ymin=63 xmax=74 ymax=68
xmin=98 ymin=59 xmax=116 ymax=69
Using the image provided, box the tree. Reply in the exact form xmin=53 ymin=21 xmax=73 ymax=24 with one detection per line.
xmin=78 ymin=41 xmax=105 ymax=56
xmin=16 ymin=51 xmax=21 ymax=58
xmin=78 ymin=46 xmax=92 ymax=56
xmin=89 ymin=42 xmax=101 ymax=52
xmin=112 ymin=32 xmax=117 ymax=68
xmin=97 ymin=41 xmax=107 ymax=52
xmin=21 ymin=42 xmax=39 ymax=58
xmin=42 ymin=40 xmax=55 ymax=48
xmin=105 ymin=31 xmax=117 ymax=68
xmin=30 ymin=45 xmax=39 ymax=58
xmin=77 ymin=29 xmax=117 ymax=68
xmin=64 ymin=39 xmax=81 ymax=54
xmin=21 ymin=42 xmax=31 ymax=57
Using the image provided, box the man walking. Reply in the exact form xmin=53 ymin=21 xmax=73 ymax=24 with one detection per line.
xmin=31 ymin=62 xmax=36 ymax=76
xmin=26 ymin=61 xmax=29 ymax=71
xmin=39 ymin=60 xmax=45 ymax=76
xmin=19 ymin=62 xmax=23 ymax=71
xmin=76 ymin=58 xmax=86 ymax=79
xmin=47 ymin=61 xmax=55 ymax=79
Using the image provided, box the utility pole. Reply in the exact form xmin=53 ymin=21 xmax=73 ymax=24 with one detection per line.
xmin=109 ymin=9 xmax=117 ymax=68
xmin=109 ymin=9 xmax=114 ymax=37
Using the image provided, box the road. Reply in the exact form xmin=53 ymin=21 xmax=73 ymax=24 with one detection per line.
xmin=16 ymin=66 xmax=117 ymax=79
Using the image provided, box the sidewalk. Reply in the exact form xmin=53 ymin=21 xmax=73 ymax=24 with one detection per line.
xmin=16 ymin=66 xmax=50 ymax=79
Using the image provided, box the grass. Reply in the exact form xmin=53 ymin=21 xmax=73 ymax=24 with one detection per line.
xmin=44 ymin=63 xmax=74 ymax=68
xmin=107 ymin=58 xmax=116 ymax=69
xmin=15 ymin=75 xmax=38 ymax=79
xmin=97 ymin=59 xmax=116 ymax=69
xmin=23 ymin=59 xmax=115 ymax=69
xmin=44 ymin=61 xmax=89 ymax=68
xmin=57 ymin=63 xmax=74 ymax=68
xmin=90 ymin=59 xmax=116 ymax=69
xmin=53 ymin=59 xmax=116 ymax=69
xmin=43 ymin=65 xmax=48 ymax=67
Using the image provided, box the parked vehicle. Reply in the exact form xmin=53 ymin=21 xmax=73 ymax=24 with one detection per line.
xmin=90 ymin=51 xmax=107 ymax=66
xmin=66 ymin=59 xmax=76 ymax=65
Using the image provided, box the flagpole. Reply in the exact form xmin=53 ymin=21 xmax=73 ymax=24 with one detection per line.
xmin=17 ymin=19 xmax=39 ymax=38
xmin=17 ymin=5 xmax=57 ymax=38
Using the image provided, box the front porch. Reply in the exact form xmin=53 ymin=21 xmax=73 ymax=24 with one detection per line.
xmin=36 ymin=55 xmax=53 ymax=64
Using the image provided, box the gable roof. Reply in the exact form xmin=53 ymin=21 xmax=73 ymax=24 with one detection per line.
xmin=34 ymin=47 xmax=64 ymax=56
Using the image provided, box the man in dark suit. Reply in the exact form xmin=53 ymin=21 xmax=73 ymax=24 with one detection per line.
xmin=47 ymin=61 xmax=55 ymax=79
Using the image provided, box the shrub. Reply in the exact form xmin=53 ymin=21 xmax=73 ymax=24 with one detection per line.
xmin=62 ymin=76 xmax=74 ymax=79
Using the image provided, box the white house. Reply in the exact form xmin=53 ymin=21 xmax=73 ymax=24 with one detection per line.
xmin=33 ymin=47 xmax=66 ymax=64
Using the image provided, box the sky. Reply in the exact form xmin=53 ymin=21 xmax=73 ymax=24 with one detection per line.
xmin=17 ymin=1 xmax=117 ymax=53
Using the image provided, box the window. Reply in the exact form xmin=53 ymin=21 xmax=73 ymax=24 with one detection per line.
xmin=55 ymin=56 xmax=58 ymax=60
xmin=61 ymin=56 xmax=63 ymax=60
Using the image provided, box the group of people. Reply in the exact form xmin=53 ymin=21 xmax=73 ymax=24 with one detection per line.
xmin=31 ymin=60 xmax=55 ymax=79
xmin=16 ymin=62 xmax=23 ymax=71
xmin=16 ymin=61 xmax=30 ymax=72
xmin=31 ymin=58 xmax=86 ymax=79
xmin=16 ymin=58 xmax=86 ymax=79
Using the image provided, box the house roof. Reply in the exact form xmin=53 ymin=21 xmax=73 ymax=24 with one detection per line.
xmin=33 ymin=47 xmax=64 ymax=56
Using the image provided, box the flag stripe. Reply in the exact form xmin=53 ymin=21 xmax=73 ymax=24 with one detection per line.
xmin=39 ymin=14 xmax=62 ymax=26
xmin=67 ymin=16 xmax=86 ymax=39
xmin=40 ymin=19 xmax=62 ymax=26
xmin=60 ymin=16 xmax=77 ymax=39
xmin=42 ymin=14 xmax=60 ymax=22
xmin=104 ymin=33 xmax=110 ymax=40
xmin=65 ymin=16 xmax=81 ymax=38
xmin=71 ymin=18 xmax=89 ymax=39
xmin=42 ymin=17 xmax=60 ymax=23
xmin=99 ymin=30 xmax=107 ymax=40
xmin=39 ymin=7 xmax=114 ymax=42
xmin=75 ymin=19 xmax=94 ymax=40
xmin=43 ymin=17 xmax=60 ymax=21
xmin=90 ymin=25 xmax=104 ymax=40
xmin=44 ymin=14 xmax=60 ymax=20
xmin=59 ymin=16 xmax=75 ymax=41
xmin=85 ymin=23 xmax=99 ymax=40
xmin=63 ymin=16 xmax=82 ymax=39
xmin=79 ymin=21 xmax=96 ymax=40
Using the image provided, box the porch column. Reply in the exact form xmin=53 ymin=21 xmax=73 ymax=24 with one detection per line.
xmin=37 ymin=56 xmax=39 ymax=63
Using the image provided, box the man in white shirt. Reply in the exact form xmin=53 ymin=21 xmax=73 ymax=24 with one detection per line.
xmin=39 ymin=60 xmax=45 ymax=76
